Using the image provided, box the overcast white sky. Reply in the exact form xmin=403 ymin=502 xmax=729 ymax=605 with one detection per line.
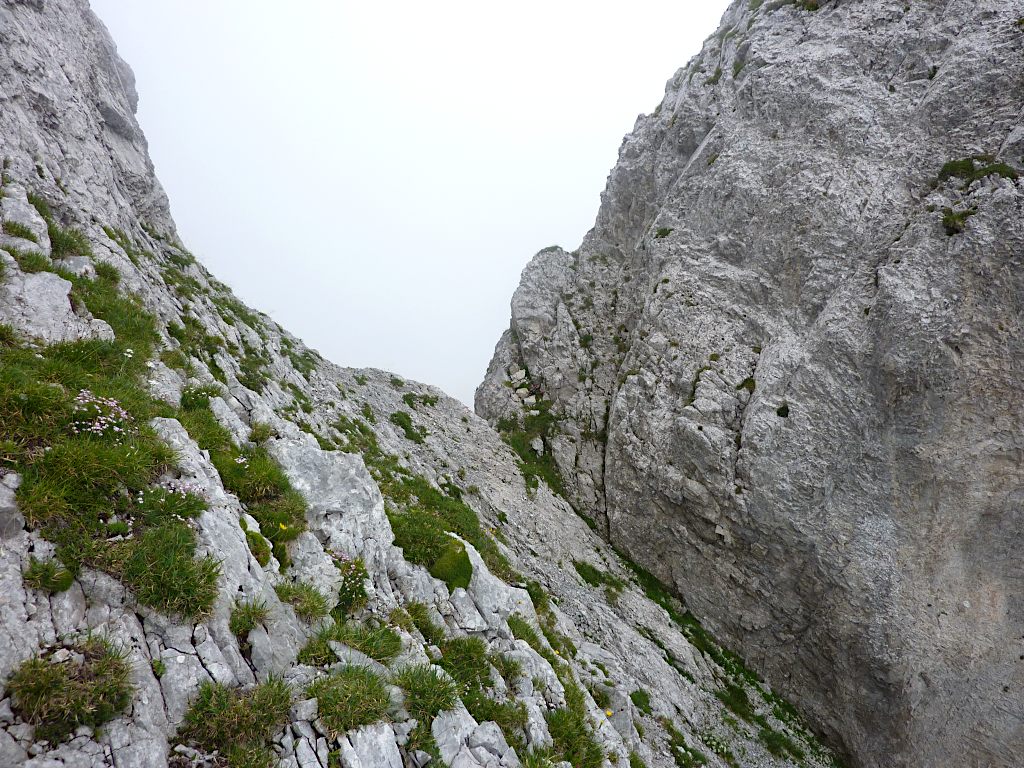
xmin=91 ymin=1 xmax=731 ymax=405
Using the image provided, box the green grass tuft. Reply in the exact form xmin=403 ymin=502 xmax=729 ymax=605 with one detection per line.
xmin=230 ymin=598 xmax=269 ymax=640
xmin=159 ymin=348 xmax=190 ymax=372
xmin=464 ymin=688 xmax=528 ymax=751
xmin=48 ymin=222 xmax=92 ymax=260
xmin=248 ymin=421 xmax=275 ymax=444
xmin=434 ymin=634 xmax=529 ymax=749
xmin=490 ymin=652 xmax=523 ymax=688
xmin=406 ymin=601 xmax=447 ymax=646
xmin=336 ymin=414 xmax=516 ymax=585
xmin=0 ymin=252 xmax=234 ymax=622
xmin=508 ymin=614 xmax=562 ymax=669
xmin=178 ymin=403 xmax=307 ymax=565
xmin=630 ymin=688 xmax=653 ymax=716
xmin=93 ymin=262 xmax=120 ymax=283
xmin=335 ymin=556 xmax=369 ymax=614
xmin=308 ymin=666 xmax=391 ymax=737
xmin=392 ymin=664 xmax=461 ymax=722
xmin=26 ymin=191 xmax=52 ymax=222
xmin=664 ymin=718 xmax=708 ymax=767
xmin=3 ymin=220 xmax=38 ymax=242
xmin=299 ymin=621 xmax=402 ymax=667
xmin=546 ymin=679 xmax=604 ymax=768
xmin=389 ymin=510 xmax=474 ymax=591
xmin=430 ymin=536 xmax=474 ymax=590
xmin=180 ymin=678 xmax=291 ymax=767
xmin=496 ymin=400 xmax=567 ymax=500
xmin=402 ymin=391 xmax=439 ymax=410
xmin=759 ymin=727 xmax=805 ymax=760
xmin=8 ymin=637 xmax=133 ymax=743
xmin=120 ymin=522 xmax=221 ymax=619
xmin=735 ymin=377 xmax=756 ymax=394
xmin=715 ymin=681 xmax=756 ymax=722
xmin=573 ymin=560 xmax=625 ymax=595
xmin=245 ymin=529 xmax=272 ymax=567
xmin=8 ymin=247 xmax=49 ymax=273
xmin=938 ymin=156 xmax=1018 ymax=188
xmin=389 ymin=410 xmax=427 ymax=443
xmin=275 ymin=580 xmax=330 ymax=622
xmin=23 ymin=556 xmax=74 ymax=593
xmin=438 ymin=635 xmax=490 ymax=690
xmin=180 ymin=384 xmax=223 ymax=411
xmin=942 ymin=206 xmax=976 ymax=236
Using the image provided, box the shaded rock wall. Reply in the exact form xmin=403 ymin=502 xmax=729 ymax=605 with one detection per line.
xmin=478 ymin=2 xmax=1024 ymax=766
xmin=0 ymin=2 xmax=842 ymax=767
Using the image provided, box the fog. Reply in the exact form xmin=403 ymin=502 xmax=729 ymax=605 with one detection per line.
xmin=91 ymin=0 xmax=731 ymax=404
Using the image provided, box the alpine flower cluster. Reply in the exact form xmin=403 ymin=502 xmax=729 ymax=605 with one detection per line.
xmin=70 ymin=389 xmax=133 ymax=440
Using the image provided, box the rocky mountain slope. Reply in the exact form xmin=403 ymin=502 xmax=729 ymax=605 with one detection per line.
xmin=0 ymin=2 xmax=843 ymax=768
xmin=477 ymin=2 xmax=1024 ymax=768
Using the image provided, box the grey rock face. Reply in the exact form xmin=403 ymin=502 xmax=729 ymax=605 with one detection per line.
xmin=478 ymin=2 xmax=1024 ymax=767
xmin=0 ymin=474 xmax=24 ymax=539
xmin=0 ymin=1 xmax=864 ymax=768
xmin=0 ymin=254 xmax=115 ymax=343
xmin=337 ymin=723 xmax=403 ymax=768
xmin=0 ymin=0 xmax=172 ymax=235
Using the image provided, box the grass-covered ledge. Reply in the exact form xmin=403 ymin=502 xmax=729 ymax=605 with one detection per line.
xmin=0 ymin=223 xmax=222 ymax=619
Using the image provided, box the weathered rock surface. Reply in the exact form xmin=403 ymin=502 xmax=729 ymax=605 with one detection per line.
xmin=0 ymin=2 xmax=844 ymax=768
xmin=478 ymin=2 xmax=1024 ymax=767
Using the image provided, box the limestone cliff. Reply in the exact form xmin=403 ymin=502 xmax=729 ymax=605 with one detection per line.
xmin=0 ymin=2 xmax=841 ymax=768
xmin=478 ymin=2 xmax=1024 ymax=768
